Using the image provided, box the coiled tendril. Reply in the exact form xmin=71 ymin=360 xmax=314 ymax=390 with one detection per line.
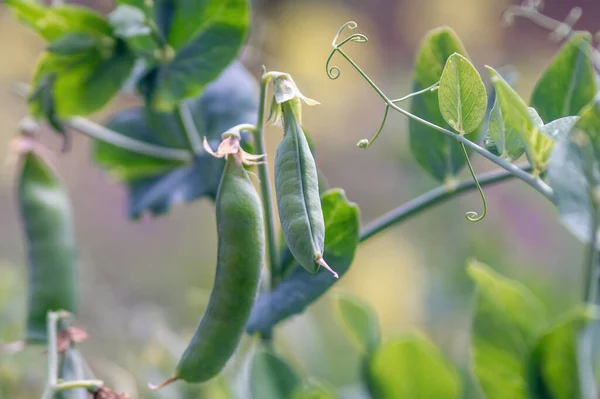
xmin=326 ymin=21 xmax=368 ymax=80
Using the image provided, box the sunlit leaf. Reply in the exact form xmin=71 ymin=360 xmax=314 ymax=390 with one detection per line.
xmin=333 ymin=293 xmax=380 ymax=355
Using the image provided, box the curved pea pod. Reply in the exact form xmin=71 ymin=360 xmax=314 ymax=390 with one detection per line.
xmin=150 ymin=133 xmax=264 ymax=388
xmin=17 ymin=148 xmax=78 ymax=343
xmin=275 ymin=101 xmax=337 ymax=278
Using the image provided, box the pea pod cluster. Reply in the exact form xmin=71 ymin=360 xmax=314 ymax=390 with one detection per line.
xmin=275 ymin=101 xmax=338 ymax=278
xmin=17 ymin=143 xmax=78 ymax=343
xmin=151 ymin=132 xmax=265 ymax=388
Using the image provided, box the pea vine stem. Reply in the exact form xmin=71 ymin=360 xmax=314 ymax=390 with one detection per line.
xmin=254 ymin=66 xmax=280 ymax=290
xmin=174 ymin=103 xmax=204 ymax=155
xmin=360 ymin=163 xmax=531 ymax=242
xmin=327 ymin=26 xmax=555 ymax=204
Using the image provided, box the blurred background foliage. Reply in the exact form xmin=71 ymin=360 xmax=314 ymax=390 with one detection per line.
xmin=1 ymin=0 xmax=600 ymax=398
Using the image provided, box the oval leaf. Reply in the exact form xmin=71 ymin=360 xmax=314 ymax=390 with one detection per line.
xmin=468 ymin=259 xmax=547 ymax=399
xmin=142 ymin=0 xmax=250 ymax=110
xmin=409 ymin=27 xmax=477 ymax=182
xmin=530 ymin=306 xmax=596 ymax=399
xmin=548 ymin=98 xmax=600 ymax=247
xmin=333 ymin=293 xmax=380 ymax=355
xmin=246 ymin=189 xmax=360 ymax=336
xmin=251 ymin=349 xmax=300 ymax=399
xmin=438 ymin=53 xmax=487 ymax=135
xmin=366 ymin=332 xmax=461 ymax=399
xmin=531 ymin=32 xmax=597 ymax=122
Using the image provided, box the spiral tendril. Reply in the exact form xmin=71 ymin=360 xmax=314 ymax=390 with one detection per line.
xmin=326 ymin=21 xmax=369 ymax=80
xmin=460 ymin=143 xmax=487 ymax=222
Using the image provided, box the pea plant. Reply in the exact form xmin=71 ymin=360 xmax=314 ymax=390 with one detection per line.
xmin=2 ymin=0 xmax=600 ymax=398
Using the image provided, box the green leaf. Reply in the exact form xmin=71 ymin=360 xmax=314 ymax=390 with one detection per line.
xmin=109 ymin=4 xmax=158 ymax=55
xmin=246 ymin=189 xmax=360 ymax=336
xmin=6 ymin=1 xmax=112 ymax=41
xmin=530 ymin=306 xmax=595 ymax=399
xmin=366 ymin=332 xmax=461 ymax=399
xmin=548 ymin=98 xmax=600 ymax=247
xmin=438 ymin=53 xmax=487 ymax=135
xmin=251 ymin=349 xmax=300 ymax=399
xmin=409 ymin=26 xmax=477 ymax=182
xmin=47 ymin=33 xmax=98 ymax=56
xmin=140 ymin=0 xmax=249 ymax=110
xmin=468 ymin=259 xmax=547 ymax=399
xmin=542 ymin=116 xmax=579 ymax=140
xmin=292 ymin=381 xmax=338 ymax=399
xmin=95 ymin=61 xmax=258 ymax=218
xmin=530 ymin=32 xmax=597 ymax=122
xmin=28 ymin=73 xmax=66 ymax=146
xmin=486 ymin=96 xmax=525 ymax=160
xmin=333 ymin=293 xmax=380 ymax=355
xmin=487 ymin=66 xmax=552 ymax=172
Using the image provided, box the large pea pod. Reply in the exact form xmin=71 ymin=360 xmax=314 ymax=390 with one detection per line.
xmin=59 ymin=348 xmax=90 ymax=399
xmin=17 ymin=148 xmax=78 ymax=343
xmin=274 ymin=101 xmax=337 ymax=277
xmin=151 ymin=134 xmax=264 ymax=388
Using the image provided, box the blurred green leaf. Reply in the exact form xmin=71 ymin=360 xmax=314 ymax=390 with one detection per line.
xmin=487 ymin=96 xmax=525 ymax=160
xmin=139 ymin=0 xmax=249 ymax=110
xmin=530 ymin=306 xmax=595 ymax=399
xmin=468 ymin=259 xmax=547 ymax=399
xmin=366 ymin=332 xmax=461 ymax=399
xmin=95 ymin=61 xmax=258 ymax=218
xmin=530 ymin=32 xmax=597 ymax=123
xmin=548 ymin=98 xmax=600 ymax=247
xmin=542 ymin=116 xmax=579 ymax=140
xmin=292 ymin=381 xmax=338 ymax=399
xmin=6 ymin=1 xmax=112 ymax=41
xmin=409 ymin=26 xmax=476 ymax=182
xmin=438 ymin=53 xmax=487 ymax=135
xmin=487 ymin=66 xmax=552 ymax=172
xmin=247 ymin=189 xmax=360 ymax=336
xmin=109 ymin=4 xmax=158 ymax=55
xmin=47 ymin=33 xmax=98 ymax=56
xmin=251 ymin=349 xmax=301 ymax=399
xmin=333 ymin=293 xmax=380 ymax=355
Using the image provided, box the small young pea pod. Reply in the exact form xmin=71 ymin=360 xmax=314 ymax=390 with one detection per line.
xmin=151 ymin=132 xmax=264 ymax=388
xmin=17 ymin=147 xmax=78 ymax=343
xmin=275 ymin=101 xmax=337 ymax=278
xmin=59 ymin=348 xmax=91 ymax=399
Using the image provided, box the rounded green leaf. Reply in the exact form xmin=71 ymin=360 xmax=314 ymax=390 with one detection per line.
xmin=144 ymin=0 xmax=250 ymax=110
xmin=531 ymin=32 xmax=597 ymax=122
xmin=530 ymin=306 xmax=596 ymax=399
xmin=366 ymin=332 xmax=461 ymax=399
xmin=438 ymin=53 xmax=487 ymax=135
xmin=251 ymin=350 xmax=300 ymax=399
xmin=333 ymin=293 xmax=380 ymax=355
xmin=247 ymin=189 xmax=360 ymax=335
xmin=467 ymin=259 xmax=547 ymax=399
xmin=409 ymin=26 xmax=477 ymax=182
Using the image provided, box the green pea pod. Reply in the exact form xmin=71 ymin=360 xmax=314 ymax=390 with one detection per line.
xmin=275 ymin=101 xmax=337 ymax=278
xmin=59 ymin=348 xmax=90 ymax=399
xmin=18 ymin=148 xmax=78 ymax=343
xmin=151 ymin=133 xmax=264 ymax=388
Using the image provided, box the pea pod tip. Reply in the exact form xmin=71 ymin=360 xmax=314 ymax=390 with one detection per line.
xmin=316 ymin=257 xmax=339 ymax=279
xmin=148 ymin=376 xmax=178 ymax=391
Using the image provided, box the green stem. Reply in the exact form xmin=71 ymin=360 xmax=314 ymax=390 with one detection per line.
xmin=174 ymin=103 xmax=204 ymax=155
xmin=254 ymin=67 xmax=280 ymax=289
xmin=55 ymin=380 xmax=104 ymax=392
xmin=41 ymin=312 xmax=60 ymax=399
xmin=360 ymin=164 xmax=532 ymax=243
xmin=333 ymin=48 xmax=555 ymax=203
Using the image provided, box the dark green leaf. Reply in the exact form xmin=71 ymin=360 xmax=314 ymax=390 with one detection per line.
xmin=141 ymin=0 xmax=250 ymax=110
xmin=333 ymin=293 xmax=380 ymax=355
xmin=251 ymin=349 xmax=301 ymax=399
xmin=6 ymin=1 xmax=112 ymax=41
xmin=548 ymin=98 xmax=600 ymax=247
xmin=409 ymin=27 xmax=477 ymax=182
xmin=292 ymin=381 xmax=338 ymax=399
xmin=488 ymin=66 xmax=552 ymax=172
xmin=47 ymin=33 xmax=98 ymax=56
xmin=95 ymin=61 xmax=258 ymax=218
xmin=530 ymin=32 xmax=597 ymax=122
xmin=246 ymin=189 xmax=360 ymax=336
xmin=468 ymin=259 xmax=547 ymax=399
xmin=530 ymin=306 xmax=595 ymax=399
xmin=366 ymin=332 xmax=461 ymax=399
xmin=438 ymin=53 xmax=487 ymax=135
